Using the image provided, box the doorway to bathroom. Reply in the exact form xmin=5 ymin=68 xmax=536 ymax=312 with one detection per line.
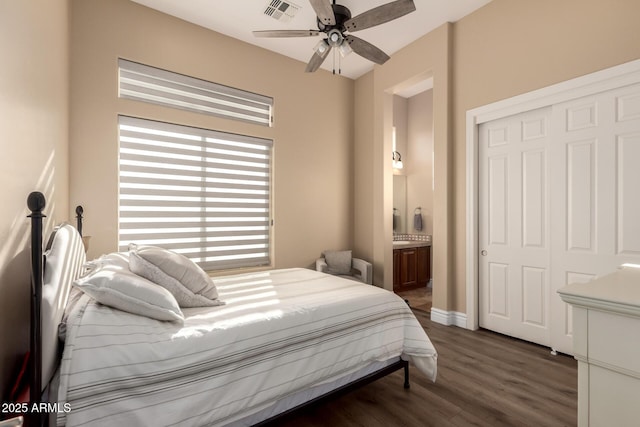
xmin=391 ymin=78 xmax=434 ymax=313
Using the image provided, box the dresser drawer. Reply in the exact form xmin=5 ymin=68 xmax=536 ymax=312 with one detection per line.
xmin=588 ymin=309 xmax=640 ymax=374
xmin=589 ymin=365 xmax=640 ymax=426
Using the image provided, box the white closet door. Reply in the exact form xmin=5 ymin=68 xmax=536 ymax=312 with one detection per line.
xmin=479 ymin=107 xmax=552 ymax=346
xmin=549 ymin=83 xmax=640 ymax=354
xmin=479 ymin=82 xmax=640 ymax=354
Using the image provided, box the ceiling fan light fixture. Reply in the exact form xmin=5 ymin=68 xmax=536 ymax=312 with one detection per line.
xmin=313 ymin=39 xmax=330 ymax=54
xmin=253 ymin=0 xmax=417 ymax=73
xmin=327 ymin=29 xmax=343 ymax=47
xmin=338 ymin=41 xmax=352 ymax=57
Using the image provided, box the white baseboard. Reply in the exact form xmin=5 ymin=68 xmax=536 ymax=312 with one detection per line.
xmin=430 ymin=308 xmax=468 ymax=328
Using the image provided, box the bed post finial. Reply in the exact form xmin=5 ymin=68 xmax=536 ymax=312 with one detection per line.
xmin=27 ymin=191 xmax=46 ymax=427
xmin=76 ymin=205 xmax=84 ymax=237
xmin=27 ymin=191 xmax=46 ymax=214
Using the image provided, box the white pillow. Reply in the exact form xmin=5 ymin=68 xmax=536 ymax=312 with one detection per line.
xmin=84 ymin=252 xmax=130 ymax=273
xmin=129 ymin=244 xmax=224 ymax=308
xmin=74 ymin=265 xmax=184 ymax=322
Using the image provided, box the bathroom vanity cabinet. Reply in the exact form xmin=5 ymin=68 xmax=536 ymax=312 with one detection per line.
xmin=393 ymin=244 xmax=430 ymax=292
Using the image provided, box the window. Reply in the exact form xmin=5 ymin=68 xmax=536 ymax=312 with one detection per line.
xmin=118 ymin=116 xmax=272 ymax=271
xmin=118 ymin=59 xmax=273 ymax=126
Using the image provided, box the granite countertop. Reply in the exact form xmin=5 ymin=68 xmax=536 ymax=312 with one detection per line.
xmin=392 ymin=238 xmax=431 ymax=249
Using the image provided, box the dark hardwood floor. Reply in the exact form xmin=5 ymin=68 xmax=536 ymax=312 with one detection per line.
xmin=276 ymin=310 xmax=577 ymax=427
xmin=396 ymin=287 xmax=432 ymax=313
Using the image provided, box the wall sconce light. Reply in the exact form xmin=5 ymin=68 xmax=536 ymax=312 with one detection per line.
xmin=392 ymin=151 xmax=404 ymax=169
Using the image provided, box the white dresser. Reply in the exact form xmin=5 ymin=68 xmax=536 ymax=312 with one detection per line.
xmin=558 ymin=265 xmax=640 ymax=427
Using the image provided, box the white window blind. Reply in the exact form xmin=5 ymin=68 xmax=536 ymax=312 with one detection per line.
xmin=118 ymin=59 xmax=273 ymax=126
xmin=118 ymin=116 xmax=272 ymax=271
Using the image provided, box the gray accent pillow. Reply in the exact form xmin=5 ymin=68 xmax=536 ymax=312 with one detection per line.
xmin=323 ymin=250 xmax=353 ymax=275
xmin=74 ymin=265 xmax=184 ymax=322
xmin=129 ymin=244 xmax=224 ymax=308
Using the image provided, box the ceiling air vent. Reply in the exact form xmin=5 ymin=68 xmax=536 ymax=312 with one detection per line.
xmin=263 ymin=0 xmax=301 ymax=23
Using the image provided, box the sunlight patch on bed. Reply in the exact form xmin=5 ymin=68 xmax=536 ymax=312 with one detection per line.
xmin=211 ymin=309 xmax=284 ymax=330
xmin=187 ymin=298 xmax=281 ymax=321
xmin=176 ymin=310 xmax=284 ymax=339
xmin=176 ymin=303 xmax=283 ymax=338
xmin=213 ymin=271 xmax=271 ymax=284
xmin=215 ymin=278 xmax=273 ymax=291
xmin=222 ymin=291 xmax=277 ymax=304
xmin=217 ymin=285 xmax=274 ymax=296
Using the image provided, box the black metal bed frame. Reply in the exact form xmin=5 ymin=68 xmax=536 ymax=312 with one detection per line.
xmin=27 ymin=192 xmax=45 ymax=427
xmin=27 ymin=191 xmax=410 ymax=427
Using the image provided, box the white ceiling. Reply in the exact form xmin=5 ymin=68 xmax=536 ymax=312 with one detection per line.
xmin=131 ymin=0 xmax=492 ymax=80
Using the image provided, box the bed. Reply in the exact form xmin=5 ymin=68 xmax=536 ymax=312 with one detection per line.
xmin=26 ymin=191 xmax=437 ymax=426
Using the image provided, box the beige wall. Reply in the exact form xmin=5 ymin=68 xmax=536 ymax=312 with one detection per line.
xmin=355 ymin=0 xmax=640 ymax=315
xmin=451 ymin=0 xmax=640 ymax=312
xmin=354 ymin=71 xmax=375 ymax=262
xmin=69 ymin=0 xmax=354 ymax=269
xmin=354 ymin=23 xmax=452 ymax=307
xmin=408 ymin=90 xmax=434 ymax=236
xmin=0 ymin=0 xmax=70 ymax=398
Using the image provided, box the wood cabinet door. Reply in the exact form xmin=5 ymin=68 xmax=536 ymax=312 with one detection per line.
xmin=393 ymin=250 xmax=401 ymax=288
xmin=417 ymin=246 xmax=431 ymax=285
xmin=400 ymin=249 xmax=417 ymax=288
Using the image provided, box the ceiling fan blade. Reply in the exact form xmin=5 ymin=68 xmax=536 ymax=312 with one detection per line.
xmin=253 ymin=30 xmax=320 ymax=38
xmin=309 ymin=0 xmax=336 ymax=26
xmin=344 ymin=0 xmax=416 ymax=32
xmin=305 ymin=46 xmax=332 ymax=73
xmin=345 ymin=35 xmax=390 ymax=65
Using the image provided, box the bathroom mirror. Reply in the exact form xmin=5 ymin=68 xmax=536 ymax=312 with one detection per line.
xmin=393 ymin=175 xmax=407 ymax=234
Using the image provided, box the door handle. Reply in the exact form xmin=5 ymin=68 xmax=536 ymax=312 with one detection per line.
xmin=481 ymin=250 xmax=487 ymax=256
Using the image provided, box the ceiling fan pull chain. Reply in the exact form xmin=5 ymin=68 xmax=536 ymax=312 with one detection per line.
xmin=332 ymin=47 xmax=336 ymax=75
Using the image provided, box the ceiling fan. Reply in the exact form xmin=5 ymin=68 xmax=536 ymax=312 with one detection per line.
xmin=253 ymin=0 xmax=416 ymax=73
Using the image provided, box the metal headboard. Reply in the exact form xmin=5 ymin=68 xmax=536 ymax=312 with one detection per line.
xmin=27 ymin=192 xmax=84 ymax=426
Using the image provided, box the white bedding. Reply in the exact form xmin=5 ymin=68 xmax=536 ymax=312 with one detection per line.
xmin=57 ymin=268 xmax=437 ymax=426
